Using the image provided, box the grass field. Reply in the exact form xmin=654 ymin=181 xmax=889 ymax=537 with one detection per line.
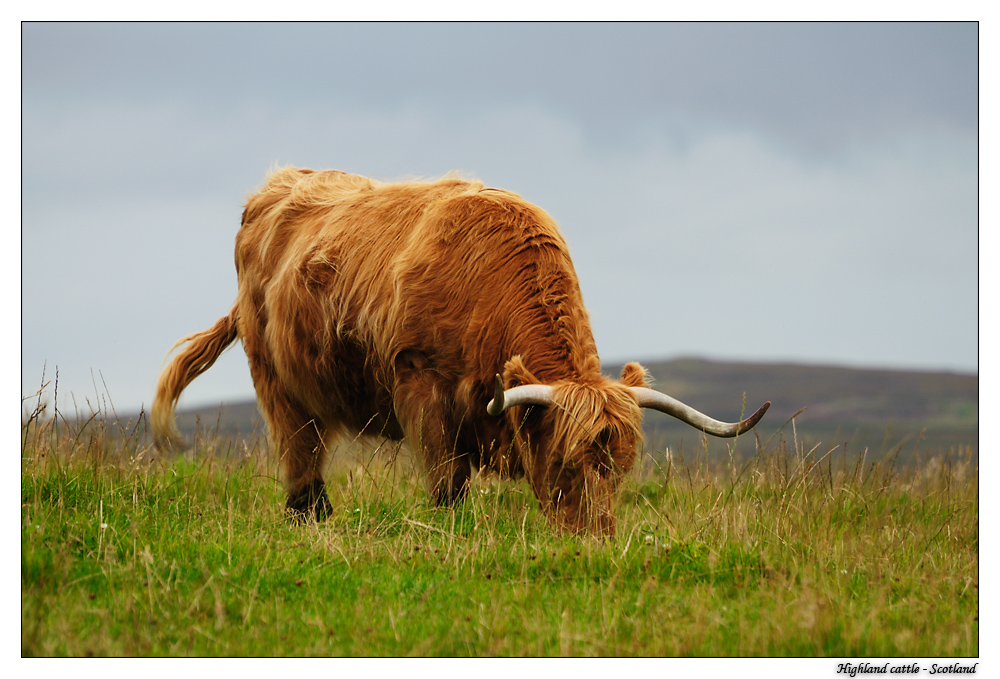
xmin=21 ymin=399 xmax=978 ymax=657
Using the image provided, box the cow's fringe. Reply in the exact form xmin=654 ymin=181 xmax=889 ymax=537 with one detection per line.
xmin=152 ymin=308 xmax=239 ymax=451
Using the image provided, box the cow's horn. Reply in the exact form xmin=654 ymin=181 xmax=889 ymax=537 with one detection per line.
xmin=487 ymin=374 xmax=556 ymax=416
xmin=629 ymin=387 xmax=770 ymax=438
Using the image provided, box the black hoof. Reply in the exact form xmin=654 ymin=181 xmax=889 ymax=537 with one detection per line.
xmin=286 ymin=479 xmax=332 ymax=523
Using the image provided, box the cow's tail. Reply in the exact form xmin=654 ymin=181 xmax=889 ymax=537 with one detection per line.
xmin=152 ymin=307 xmax=239 ymax=451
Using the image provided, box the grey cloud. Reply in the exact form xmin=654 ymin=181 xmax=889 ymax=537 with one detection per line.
xmin=24 ymin=22 xmax=977 ymax=151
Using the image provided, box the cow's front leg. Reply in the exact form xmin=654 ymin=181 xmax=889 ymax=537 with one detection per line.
xmin=425 ymin=448 xmax=472 ymax=506
xmin=404 ymin=409 xmax=471 ymax=505
xmin=391 ymin=356 xmax=472 ymax=505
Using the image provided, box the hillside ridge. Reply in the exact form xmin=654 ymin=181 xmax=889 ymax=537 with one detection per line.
xmin=167 ymin=357 xmax=977 ymax=460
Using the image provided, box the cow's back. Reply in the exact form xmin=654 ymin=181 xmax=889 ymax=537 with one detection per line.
xmin=234 ymin=167 xmax=598 ymax=430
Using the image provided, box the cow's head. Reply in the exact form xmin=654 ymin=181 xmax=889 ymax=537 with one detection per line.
xmin=492 ymin=356 xmax=648 ymax=535
xmin=489 ymin=356 xmax=770 ymax=537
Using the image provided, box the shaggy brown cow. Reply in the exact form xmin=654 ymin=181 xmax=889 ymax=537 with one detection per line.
xmin=152 ymin=167 xmax=769 ymax=535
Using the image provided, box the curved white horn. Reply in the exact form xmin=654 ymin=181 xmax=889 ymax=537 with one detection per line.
xmin=487 ymin=374 xmax=555 ymax=416
xmin=629 ymin=387 xmax=770 ymax=438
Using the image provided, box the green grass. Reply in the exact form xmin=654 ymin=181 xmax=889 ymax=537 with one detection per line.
xmin=21 ymin=405 xmax=978 ymax=657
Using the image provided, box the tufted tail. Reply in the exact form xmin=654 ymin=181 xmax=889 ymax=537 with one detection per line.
xmin=151 ymin=307 xmax=239 ymax=451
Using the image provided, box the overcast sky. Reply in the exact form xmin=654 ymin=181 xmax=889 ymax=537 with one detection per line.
xmin=21 ymin=22 xmax=979 ymax=415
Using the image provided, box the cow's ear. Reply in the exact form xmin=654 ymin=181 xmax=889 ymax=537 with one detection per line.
xmin=503 ymin=355 xmax=538 ymax=387
xmin=619 ymin=362 xmax=649 ymax=388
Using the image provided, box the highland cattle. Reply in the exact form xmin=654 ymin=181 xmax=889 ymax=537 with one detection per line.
xmin=152 ymin=167 xmax=769 ymax=535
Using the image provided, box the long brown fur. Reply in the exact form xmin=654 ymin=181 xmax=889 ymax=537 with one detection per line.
xmin=152 ymin=167 xmax=651 ymax=533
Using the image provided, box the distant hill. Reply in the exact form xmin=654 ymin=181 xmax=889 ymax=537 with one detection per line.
xmin=171 ymin=399 xmax=267 ymax=442
xmin=606 ymin=358 xmax=977 ymax=464
xmin=168 ymin=358 xmax=977 ymax=465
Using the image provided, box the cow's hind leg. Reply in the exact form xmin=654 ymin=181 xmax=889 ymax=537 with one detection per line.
xmin=281 ymin=416 xmax=332 ymax=522
xmin=285 ymin=468 xmax=333 ymax=522
xmin=256 ymin=383 xmax=332 ymax=522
